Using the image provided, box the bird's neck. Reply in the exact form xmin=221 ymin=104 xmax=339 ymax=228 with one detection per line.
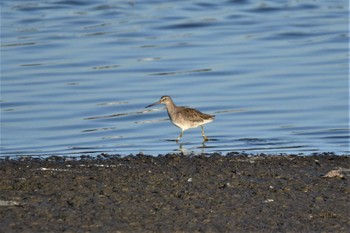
xmin=164 ymin=99 xmax=177 ymax=113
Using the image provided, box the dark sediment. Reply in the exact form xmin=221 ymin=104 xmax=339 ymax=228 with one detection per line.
xmin=0 ymin=153 xmax=349 ymax=232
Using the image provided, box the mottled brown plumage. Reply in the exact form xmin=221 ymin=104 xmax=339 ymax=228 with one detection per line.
xmin=146 ymin=96 xmax=215 ymax=141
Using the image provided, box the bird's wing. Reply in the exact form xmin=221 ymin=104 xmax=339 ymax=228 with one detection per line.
xmin=178 ymin=107 xmax=213 ymax=122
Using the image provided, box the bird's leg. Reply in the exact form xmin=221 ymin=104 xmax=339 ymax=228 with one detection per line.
xmin=201 ymin=126 xmax=208 ymax=141
xmin=176 ymin=130 xmax=184 ymax=142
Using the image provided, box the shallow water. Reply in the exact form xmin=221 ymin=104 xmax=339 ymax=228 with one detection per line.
xmin=1 ymin=0 xmax=349 ymax=157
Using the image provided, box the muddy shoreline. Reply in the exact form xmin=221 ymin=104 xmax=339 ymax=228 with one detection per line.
xmin=1 ymin=153 xmax=349 ymax=232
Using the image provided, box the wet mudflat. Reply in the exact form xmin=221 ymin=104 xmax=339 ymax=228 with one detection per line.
xmin=0 ymin=153 xmax=349 ymax=232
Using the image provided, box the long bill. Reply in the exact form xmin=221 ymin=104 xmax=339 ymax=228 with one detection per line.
xmin=145 ymin=101 xmax=161 ymax=108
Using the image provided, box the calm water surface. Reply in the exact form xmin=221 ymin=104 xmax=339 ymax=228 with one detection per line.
xmin=1 ymin=0 xmax=349 ymax=157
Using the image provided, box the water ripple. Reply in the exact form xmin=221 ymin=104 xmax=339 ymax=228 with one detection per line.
xmin=1 ymin=0 xmax=348 ymax=156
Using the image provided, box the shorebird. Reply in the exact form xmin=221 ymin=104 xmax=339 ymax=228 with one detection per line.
xmin=146 ymin=96 xmax=215 ymax=141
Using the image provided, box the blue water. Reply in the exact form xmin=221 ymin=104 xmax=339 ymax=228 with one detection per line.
xmin=1 ymin=0 xmax=349 ymax=157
